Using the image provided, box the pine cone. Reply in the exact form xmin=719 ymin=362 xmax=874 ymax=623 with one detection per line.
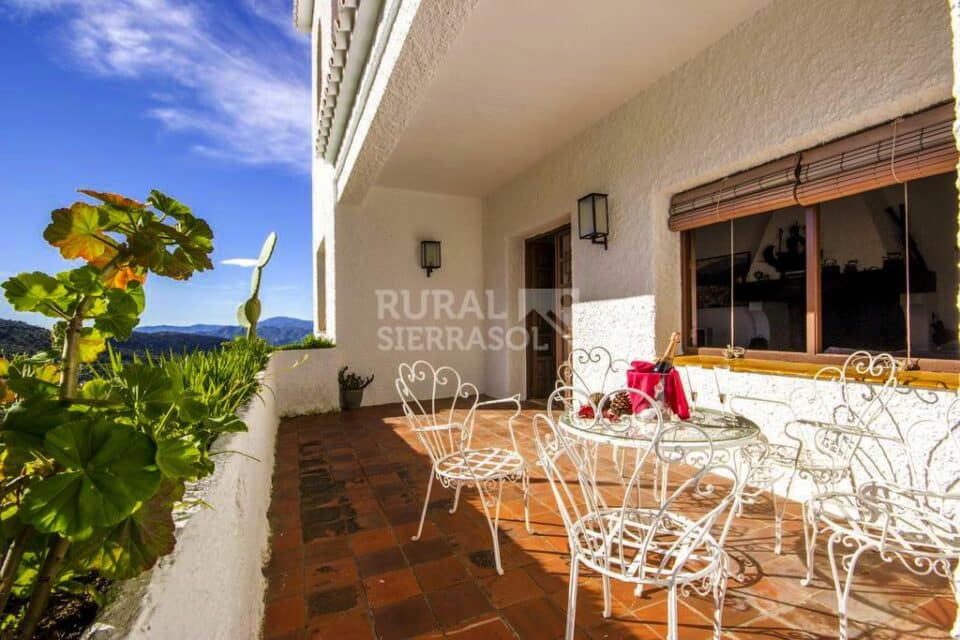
xmin=609 ymin=391 xmax=633 ymax=417
xmin=589 ymin=392 xmax=604 ymax=406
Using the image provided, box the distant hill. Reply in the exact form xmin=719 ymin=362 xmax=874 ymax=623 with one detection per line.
xmin=0 ymin=319 xmax=226 ymax=359
xmin=137 ymin=316 xmax=312 ymax=346
xmin=0 ymin=319 xmax=52 ymax=356
xmin=109 ymin=331 xmax=226 ymax=358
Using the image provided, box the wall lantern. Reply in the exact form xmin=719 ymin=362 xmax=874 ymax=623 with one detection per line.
xmin=578 ymin=193 xmax=609 ymax=250
xmin=420 ymin=240 xmax=441 ymax=277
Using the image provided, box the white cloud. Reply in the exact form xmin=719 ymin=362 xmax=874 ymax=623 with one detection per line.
xmin=3 ymin=0 xmax=311 ymax=172
xmin=221 ymin=258 xmax=259 ymax=267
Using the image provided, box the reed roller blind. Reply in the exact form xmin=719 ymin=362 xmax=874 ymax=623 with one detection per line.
xmin=668 ymin=102 xmax=958 ymax=232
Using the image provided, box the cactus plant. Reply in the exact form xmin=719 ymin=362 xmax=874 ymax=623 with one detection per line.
xmin=237 ymin=232 xmax=277 ymax=340
xmin=338 ymin=366 xmax=374 ymax=390
xmin=338 ymin=366 xmax=374 ymax=410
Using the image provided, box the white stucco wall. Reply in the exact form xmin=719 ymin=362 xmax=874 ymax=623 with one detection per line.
xmin=681 ymin=364 xmax=957 ymax=501
xmin=269 ymin=348 xmax=341 ymax=416
xmin=335 ymin=186 xmax=485 ymax=406
xmin=481 ymin=0 xmax=953 ymax=399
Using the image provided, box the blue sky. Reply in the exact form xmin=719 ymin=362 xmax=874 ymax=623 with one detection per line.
xmin=0 ymin=0 xmax=313 ymax=327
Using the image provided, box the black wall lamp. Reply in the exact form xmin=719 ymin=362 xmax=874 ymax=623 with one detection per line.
xmin=420 ymin=240 xmax=441 ymax=277
xmin=578 ymin=192 xmax=609 ymax=250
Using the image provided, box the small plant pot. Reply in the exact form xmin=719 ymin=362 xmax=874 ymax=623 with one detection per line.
xmin=340 ymin=388 xmax=364 ymax=410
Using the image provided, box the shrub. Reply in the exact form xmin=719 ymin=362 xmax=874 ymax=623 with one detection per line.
xmin=277 ymin=334 xmax=335 ymax=350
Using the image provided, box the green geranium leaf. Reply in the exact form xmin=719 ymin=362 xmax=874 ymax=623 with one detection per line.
xmin=155 ymin=437 xmax=204 ymax=480
xmin=72 ymin=479 xmax=183 ymax=580
xmin=77 ymin=189 xmax=145 ymax=212
xmin=176 ymin=396 xmax=208 ymax=425
xmin=43 ymin=202 xmax=112 ymax=263
xmin=62 ymin=266 xmax=105 ymax=296
xmin=146 ymin=190 xmax=191 ymax=220
xmin=94 ymin=284 xmax=144 ymax=340
xmin=21 ymin=419 xmax=160 ymax=538
xmin=77 ymin=378 xmax=114 ymax=401
xmin=2 ymin=272 xmax=73 ymax=319
xmin=204 ymin=414 xmax=247 ymax=435
xmin=0 ymin=397 xmax=73 ymax=474
xmin=77 ymin=327 xmax=107 ymax=363
xmin=113 ymin=363 xmax=178 ymax=422
xmin=148 ymin=248 xmax=195 ymax=280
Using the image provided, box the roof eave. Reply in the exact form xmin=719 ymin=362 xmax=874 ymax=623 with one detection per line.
xmin=293 ymin=0 xmax=315 ymax=33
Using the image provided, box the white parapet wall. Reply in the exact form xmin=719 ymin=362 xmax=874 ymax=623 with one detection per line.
xmin=85 ymin=351 xmax=318 ymax=640
xmin=679 ymin=364 xmax=957 ymax=502
xmin=268 ymin=348 xmax=341 ymax=416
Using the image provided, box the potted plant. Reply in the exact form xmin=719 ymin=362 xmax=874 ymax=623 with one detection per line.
xmin=338 ymin=366 xmax=373 ymax=410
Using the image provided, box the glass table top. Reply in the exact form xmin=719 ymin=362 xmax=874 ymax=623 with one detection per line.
xmin=557 ymin=407 xmax=761 ymax=449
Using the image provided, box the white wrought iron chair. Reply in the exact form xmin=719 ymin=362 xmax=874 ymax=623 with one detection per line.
xmin=396 ymin=360 xmax=532 ymax=575
xmin=535 ymin=389 xmax=754 ymax=640
xmin=555 ymin=346 xmax=637 ymax=476
xmin=728 ymin=351 xmax=900 ymax=554
xmin=801 ymin=395 xmax=960 ymax=640
xmin=555 ymin=346 xmax=631 ymax=398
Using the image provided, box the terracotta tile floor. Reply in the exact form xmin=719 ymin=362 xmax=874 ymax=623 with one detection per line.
xmin=263 ymin=403 xmax=957 ymax=639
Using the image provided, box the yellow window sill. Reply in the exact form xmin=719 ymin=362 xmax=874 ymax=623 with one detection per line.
xmin=674 ymin=355 xmax=959 ymax=391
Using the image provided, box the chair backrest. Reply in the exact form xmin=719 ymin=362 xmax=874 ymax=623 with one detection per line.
xmin=546 ymin=384 xmax=662 ymax=437
xmin=556 ymin=346 xmax=631 ymax=398
xmin=851 ymin=403 xmax=960 ymax=557
xmin=396 ymin=361 xmax=479 ymax=464
xmin=896 ymin=395 xmax=960 ymax=500
xmin=822 ymin=351 xmax=900 ymax=433
xmin=532 ymin=405 xmax=751 ymax=584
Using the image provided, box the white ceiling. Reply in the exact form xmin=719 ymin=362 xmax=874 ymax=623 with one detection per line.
xmin=375 ymin=0 xmax=771 ymax=197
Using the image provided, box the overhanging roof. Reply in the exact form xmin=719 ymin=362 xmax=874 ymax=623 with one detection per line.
xmin=373 ymin=0 xmax=772 ymax=197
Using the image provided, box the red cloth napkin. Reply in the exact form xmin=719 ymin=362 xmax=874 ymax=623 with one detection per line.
xmin=626 ymin=361 xmax=690 ymax=419
xmin=577 ymin=405 xmax=617 ymax=420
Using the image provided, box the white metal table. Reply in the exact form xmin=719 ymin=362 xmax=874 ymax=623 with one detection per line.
xmin=557 ymin=407 xmax=761 ymax=453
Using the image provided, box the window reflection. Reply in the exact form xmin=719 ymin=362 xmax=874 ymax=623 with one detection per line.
xmin=820 ymin=171 xmax=959 ymax=359
xmin=694 ymin=208 xmax=807 ymax=351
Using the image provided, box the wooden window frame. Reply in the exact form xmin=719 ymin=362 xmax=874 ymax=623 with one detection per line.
xmin=680 ymin=190 xmax=960 ymax=375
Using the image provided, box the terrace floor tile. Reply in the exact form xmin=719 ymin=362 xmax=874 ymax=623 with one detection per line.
xmin=262 ymin=404 xmax=958 ymax=640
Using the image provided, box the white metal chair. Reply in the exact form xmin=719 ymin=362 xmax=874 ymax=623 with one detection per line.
xmin=555 ymin=346 xmax=638 ymax=477
xmin=555 ymin=346 xmax=631 ymax=397
xmin=728 ymin=351 xmax=900 ymax=554
xmin=396 ymin=360 xmax=531 ymax=575
xmin=802 ymin=396 xmax=960 ymax=640
xmin=534 ymin=391 xmax=754 ymax=640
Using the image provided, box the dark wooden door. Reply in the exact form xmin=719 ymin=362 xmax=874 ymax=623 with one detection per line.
xmin=525 ymin=225 xmax=572 ymax=399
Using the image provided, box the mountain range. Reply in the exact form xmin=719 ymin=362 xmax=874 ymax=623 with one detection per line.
xmin=137 ymin=316 xmax=313 ymax=346
xmin=0 ymin=316 xmax=313 ymax=358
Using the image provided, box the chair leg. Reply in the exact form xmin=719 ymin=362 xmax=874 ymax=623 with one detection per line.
xmin=950 ymin=561 xmax=960 ymax=640
xmin=602 ymin=575 xmax=611 ymax=618
xmin=477 ymin=480 xmax=506 ymax=575
xmin=660 ymin=462 xmax=670 ymax=506
xmin=827 ymin=531 xmax=869 ymax=640
xmin=566 ymin=555 xmax=579 ymax=640
xmin=413 ymin=471 xmax=435 ymax=541
xmin=713 ymin=568 xmax=727 ymax=640
xmin=667 ymin=585 xmax=679 ymax=640
xmin=522 ymin=469 xmax=533 ymax=534
xmin=449 ymin=484 xmax=462 ymax=514
xmin=800 ymin=500 xmax=819 ymax=586
xmin=773 ymin=470 xmax=796 ymax=555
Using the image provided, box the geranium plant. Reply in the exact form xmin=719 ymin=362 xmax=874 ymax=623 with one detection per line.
xmin=0 ymin=189 xmax=239 ymax=638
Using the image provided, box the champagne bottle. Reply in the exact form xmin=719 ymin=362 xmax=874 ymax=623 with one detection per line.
xmin=652 ymin=331 xmax=681 ymax=374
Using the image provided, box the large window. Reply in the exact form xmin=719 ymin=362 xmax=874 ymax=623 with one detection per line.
xmin=675 ymin=102 xmax=960 ymax=371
